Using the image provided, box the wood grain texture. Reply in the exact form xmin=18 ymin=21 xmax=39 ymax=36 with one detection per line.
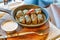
xmin=7 ymin=22 xmax=49 ymax=40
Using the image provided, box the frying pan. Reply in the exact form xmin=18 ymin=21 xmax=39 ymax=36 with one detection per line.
xmin=0 ymin=5 xmax=49 ymax=27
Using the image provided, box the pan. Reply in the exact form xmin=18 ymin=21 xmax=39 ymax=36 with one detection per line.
xmin=0 ymin=5 xmax=49 ymax=27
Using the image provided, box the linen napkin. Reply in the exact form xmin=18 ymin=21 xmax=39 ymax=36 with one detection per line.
xmin=47 ymin=4 xmax=60 ymax=29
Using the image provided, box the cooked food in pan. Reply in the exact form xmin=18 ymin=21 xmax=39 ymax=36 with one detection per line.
xmin=16 ymin=8 xmax=46 ymax=25
xmin=16 ymin=10 xmax=23 ymax=18
xmin=19 ymin=16 xmax=25 ymax=24
xmin=35 ymin=8 xmax=41 ymax=14
xmin=23 ymin=9 xmax=28 ymax=15
xmin=25 ymin=15 xmax=31 ymax=24
xmin=31 ymin=13 xmax=37 ymax=24
xmin=37 ymin=14 xmax=44 ymax=24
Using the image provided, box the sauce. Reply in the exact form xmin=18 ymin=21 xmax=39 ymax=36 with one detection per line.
xmin=1 ymin=21 xmax=18 ymax=32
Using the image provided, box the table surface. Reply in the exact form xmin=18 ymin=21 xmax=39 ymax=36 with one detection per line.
xmin=0 ymin=2 xmax=60 ymax=40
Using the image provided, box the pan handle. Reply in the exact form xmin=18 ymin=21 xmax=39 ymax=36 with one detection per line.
xmin=0 ymin=8 xmax=12 ymax=15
